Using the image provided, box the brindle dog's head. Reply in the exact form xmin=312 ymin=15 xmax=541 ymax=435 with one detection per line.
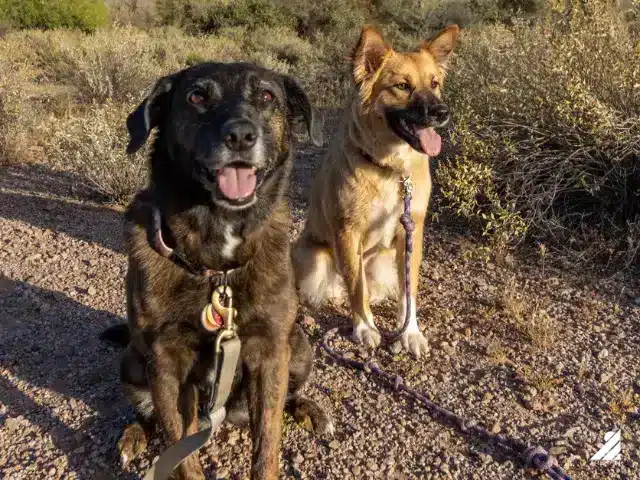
xmin=126 ymin=62 xmax=323 ymax=211
xmin=352 ymin=25 xmax=459 ymax=157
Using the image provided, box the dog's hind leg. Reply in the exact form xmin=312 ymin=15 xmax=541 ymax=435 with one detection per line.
xmin=285 ymin=325 xmax=334 ymax=436
xmin=292 ymin=237 xmax=343 ymax=307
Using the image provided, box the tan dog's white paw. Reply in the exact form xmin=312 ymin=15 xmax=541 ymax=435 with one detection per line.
xmin=352 ymin=321 xmax=381 ymax=348
xmin=394 ymin=328 xmax=429 ymax=358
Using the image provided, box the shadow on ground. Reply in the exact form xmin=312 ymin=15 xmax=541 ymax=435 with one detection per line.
xmin=0 ymin=163 xmax=125 ymax=254
xmin=0 ymin=274 xmax=134 ymax=478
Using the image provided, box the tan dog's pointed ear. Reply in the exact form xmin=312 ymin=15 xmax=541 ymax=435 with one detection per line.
xmin=423 ymin=24 xmax=460 ymax=67
xmin=352 ymin=25 xmax=391 ymax=84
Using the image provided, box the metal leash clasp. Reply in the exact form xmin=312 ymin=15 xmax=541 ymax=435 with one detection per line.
xmin=201 ymin=273 xmax=238 ymax=334
xmin=400 ymin=175 xmax=413 ymax=198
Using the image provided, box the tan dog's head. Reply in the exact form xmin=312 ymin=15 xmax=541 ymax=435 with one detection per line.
xmin=352 ymin=24 xmax=459 ymax=157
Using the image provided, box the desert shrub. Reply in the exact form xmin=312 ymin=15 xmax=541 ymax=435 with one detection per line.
xmin=155 ymin=0 xmax=294 ymax=32
xmin=48 ymin=101 xmax=148 ymax=203
xmin=24 ymin=26 xmax=249 ymax=103
xmin=108 ymin=0 xmax=157 ymax=27
xmin=437 ymin=1 xmax=640 ymax=267
xmin=0 ymin=0 xmax=109 ymax=32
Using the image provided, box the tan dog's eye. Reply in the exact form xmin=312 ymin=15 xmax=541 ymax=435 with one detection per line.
xmin=261 ymin=90 xmax=274 ymax=103
xmin=431 ymin=78 xmax=440 ymax=89
xmin=394 ymin=83 xmax=412 ymax=92
xmin=188 ymin=91 xmax=206 ymax=105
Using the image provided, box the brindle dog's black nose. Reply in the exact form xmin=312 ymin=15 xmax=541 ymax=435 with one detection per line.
xmin=428 ymin=103 xmax=450 ymax=125
xmin=222 ymin=119 xmax=258 ymax=151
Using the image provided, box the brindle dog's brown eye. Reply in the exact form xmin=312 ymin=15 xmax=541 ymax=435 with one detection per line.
xmin=394 ymin=83 xmax=412 ymax=92
xmin=261 ymin=90 xmax=274 ymax=103
xmin=188 ymin=91 xmax=206 ymax=105
xmin=431 ymin=78 xmax=440 ymax=89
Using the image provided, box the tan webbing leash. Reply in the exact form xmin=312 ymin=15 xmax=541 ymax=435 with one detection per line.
xmin=142 ymin=285 xmax=242 ymax=480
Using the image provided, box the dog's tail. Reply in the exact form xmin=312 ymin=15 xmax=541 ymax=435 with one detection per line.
xmin=99 ymin=323 xmax=131 ymax=347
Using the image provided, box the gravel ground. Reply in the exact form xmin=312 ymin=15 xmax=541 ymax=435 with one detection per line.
xmin=1 ymin=137 xmax=639 ymax=480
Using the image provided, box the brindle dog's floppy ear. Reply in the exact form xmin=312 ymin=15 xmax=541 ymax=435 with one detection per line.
xmin=126 ymin=73 xmax=177 ymax=154
xmin=282 ymin=75 xmax=324 ymax=147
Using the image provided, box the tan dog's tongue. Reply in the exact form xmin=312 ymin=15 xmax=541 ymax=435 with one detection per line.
xmin=216 ymin=166 xmax=257 ymax=200
xmin=414 ymin=127 xmax=442 ymax=157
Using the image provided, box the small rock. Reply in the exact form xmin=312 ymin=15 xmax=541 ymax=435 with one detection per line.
xmin=217 ymin=468 xmax=229 ymax=479
xmin=87 ymin=286 xmax=97 ymax=296
xmin=293 ymin=453 xmax=304 ymax=465
xmin=490 ymin=421 xmax=501 ymax=434
xmin=5 ymin=417 xmax=20 ymax=432
xmin=599 ymin=372 xmax=612 ymax=383
xmin=564 ymin=427 xmax=580 ymax=438
xmin=302 ymin=315 xmax=316 ymax=327
xmin=550 ymin=446 xmax=567 ymax=456
xmin=464 ymin=327 xmax=471 ymax=339
xmin=48 ymin=468 xmax=56 ymax=476
xmin=366 ymin=459 xmax=378 ymax=471
xmin=352 ymin=466 xmax=362 ymax=475
xmin=89 ymin=259 xmax=98 ymax=267
xmin=634 ymin=297 xmax=640 ymax=306
xmin=481 ymin=392 xmax=494 ymax=404
xmin=598 ymin=349 xmax=609 ymax=360
xmin=329 ymin=440 xmax=340 ymax=450
xmin=440 ymin=341 xmax=455 ymax=356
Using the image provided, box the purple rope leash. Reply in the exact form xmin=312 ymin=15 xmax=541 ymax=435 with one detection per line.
xmin=388 ymin=177 xmax=415 ymax=343
xmin=320 ymin=176 xmax=572 ymax=480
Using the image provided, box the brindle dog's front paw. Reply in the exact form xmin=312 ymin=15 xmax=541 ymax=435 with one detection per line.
xmin=352 ymin=321 xmax=381 ymax=348
xmin=289 ymin=396 xmax=334 ymax=437
xmin=392 ymin=328 xmax=429 ymax=358
xmin=117 ymin=423 xmax=149 ymax=468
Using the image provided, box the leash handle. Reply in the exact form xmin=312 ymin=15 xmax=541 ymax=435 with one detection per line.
xmin=141 ymin=409 xmax=225 ymax=480
xmin=142 ymin=336 xmax=241 ymax=480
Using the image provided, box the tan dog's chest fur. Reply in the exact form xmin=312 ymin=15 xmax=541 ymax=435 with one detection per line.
xmin=294 ymin=24 xmax=458 ymax=357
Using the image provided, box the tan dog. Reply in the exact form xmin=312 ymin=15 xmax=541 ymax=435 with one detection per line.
xmin=293 ymin=24 xmax=459 ymax=357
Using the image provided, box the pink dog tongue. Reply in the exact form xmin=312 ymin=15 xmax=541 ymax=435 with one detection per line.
xmin=414 ymin=127 xmax=442 ymax=157
xmin=216 ymin=166 xmax=257 ymax=200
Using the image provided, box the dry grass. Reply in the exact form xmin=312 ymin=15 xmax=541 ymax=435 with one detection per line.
xmin=48 ymin=100 xmax=148 ymax=202
xmin=500 ymin=277 xmax=558 ymax=349
xmin=607 ymin=383 xmax=639 ymax=423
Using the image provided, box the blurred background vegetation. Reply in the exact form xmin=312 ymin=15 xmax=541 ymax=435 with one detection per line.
xmin=0 ymin=0 xmax=638 ymax=269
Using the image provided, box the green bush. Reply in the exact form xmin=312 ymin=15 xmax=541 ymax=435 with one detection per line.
xmin=0 ymin=0 xmax=109 ymax=31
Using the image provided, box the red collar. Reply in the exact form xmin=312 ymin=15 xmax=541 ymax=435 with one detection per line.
xmin=150 ymin=207 xmax=232 ymax=278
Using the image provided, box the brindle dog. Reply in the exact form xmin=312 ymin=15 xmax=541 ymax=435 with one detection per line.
xmin=101 ymin=62 xmax=332 ymax=480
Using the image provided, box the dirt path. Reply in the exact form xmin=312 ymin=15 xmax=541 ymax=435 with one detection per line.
xmin=1 ymin=143 xmax=639 ymax=479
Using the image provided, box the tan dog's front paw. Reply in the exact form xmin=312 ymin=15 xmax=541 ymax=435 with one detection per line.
xmin=352 ymin=321 xmax=381 ymax=348
xmin=393 ymin=328 xmax=429 ymax=358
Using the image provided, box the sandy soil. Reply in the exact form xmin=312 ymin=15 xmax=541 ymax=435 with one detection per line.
xmin=1 ymin=135 xmax=639 ymax=480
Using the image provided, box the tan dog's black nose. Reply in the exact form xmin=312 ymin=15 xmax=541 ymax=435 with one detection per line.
xmin=222 ymin=119 xmax=258 ymax=151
